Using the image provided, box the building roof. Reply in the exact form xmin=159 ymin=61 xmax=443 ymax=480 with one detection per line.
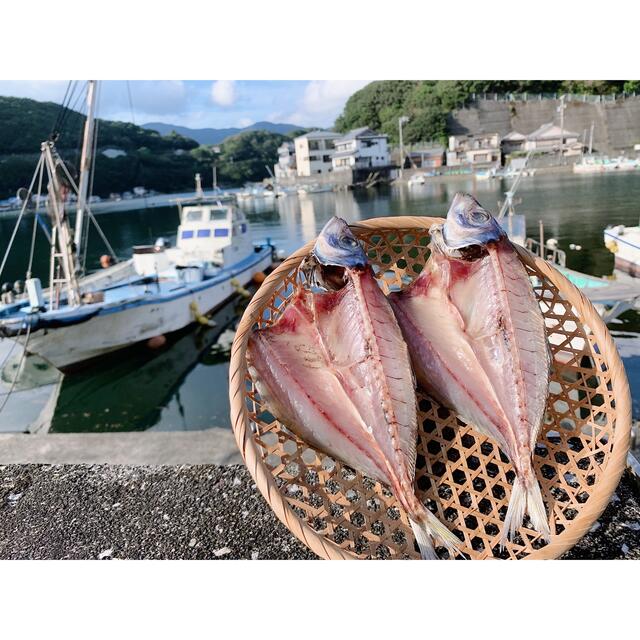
xmin=294 ymin=130 xmax=340 ymax=141
xmin=335 ymin=127 xmax=387 ymax=142
xmin=408 ymin=145 xmax=445 ymax=155
xmin=502 ymin=131 xmax=526 ymax=141
xmin=527 ymin=122 xmax=579 ymax=140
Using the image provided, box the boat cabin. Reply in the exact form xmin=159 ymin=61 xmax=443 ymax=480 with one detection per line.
xmin=131 ymin=198 xmax=254 ymax=277
xmin=176 ymin=200 xmax=251 ymax=265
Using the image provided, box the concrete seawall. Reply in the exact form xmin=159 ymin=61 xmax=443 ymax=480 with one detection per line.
xmin=449 ymin=97 xmax=640 ymax=155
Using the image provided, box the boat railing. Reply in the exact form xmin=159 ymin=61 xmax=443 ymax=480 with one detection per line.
xmin=526 ymin=238 xmax=567 ymax=268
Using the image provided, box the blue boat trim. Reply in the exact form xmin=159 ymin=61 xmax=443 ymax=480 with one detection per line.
xmin=1 ymin=246 xmax=273 ymax=334
xmin=604 ymin=231 xmax=640 ymax=251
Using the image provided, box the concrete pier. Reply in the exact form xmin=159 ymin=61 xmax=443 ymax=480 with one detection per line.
xmin=0 ymin=429 xmax=242 ymax=466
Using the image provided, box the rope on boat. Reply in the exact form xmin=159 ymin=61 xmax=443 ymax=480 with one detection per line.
xmin=56 ymin=158 xmax=119 ymax=266
xmin=0 ymin=154 xmax=45 ymax=283
xmin=190 ymin=301 xmax=216 ymax=327
xmin=230 ymin=278 xmax=251 ymax=298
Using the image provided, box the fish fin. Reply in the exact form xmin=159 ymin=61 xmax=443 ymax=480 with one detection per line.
xmin=501 ymin=475 xmax=551 ymax=548
xmin=409 ymin=510 xmax=461 ymax=560
xmin=409 ymin=518 xmax=437 ymax=560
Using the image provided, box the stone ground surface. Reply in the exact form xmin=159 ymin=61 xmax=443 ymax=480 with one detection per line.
xmin=0 ymin=464 xmax=638 ymax=560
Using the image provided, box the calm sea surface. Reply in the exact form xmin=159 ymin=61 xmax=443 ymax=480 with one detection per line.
xmin=2 ymin=172 xmax=640 ymax=432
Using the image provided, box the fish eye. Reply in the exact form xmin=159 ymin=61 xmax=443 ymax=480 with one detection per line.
xmin=341 ymin=236 xmax=358 ymax=248
xmin=469 ymin=208 xmax=490 ymax=223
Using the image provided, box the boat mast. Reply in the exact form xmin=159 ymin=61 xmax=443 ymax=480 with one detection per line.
xmin=43 ymin=142 xmax=81 ymax=308
xmin=74 ymin=80 xmax=98 ymax=268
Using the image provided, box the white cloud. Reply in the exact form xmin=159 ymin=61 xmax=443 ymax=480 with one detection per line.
xmin=211 ymin=80 xmax=236 ymax=107
xmin=284 ymin=80 xmax=370 ymax=127
xmin=236 ymin=117 xmax=253 ymax=128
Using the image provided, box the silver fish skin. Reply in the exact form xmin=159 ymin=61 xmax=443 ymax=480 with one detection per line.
xmin=247 ymin=217 xmax=460 ymax=558
xmin=392 ymin=194 xmax=551 ymax=544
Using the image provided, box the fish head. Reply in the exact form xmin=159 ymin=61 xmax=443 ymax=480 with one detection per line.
xmin=430 ymin=193 xmax=505 ymax=258
xmin=301 ymin=217 xmax=368 ymax=291
xmin=444 ymin=193 xmax=504 ymax=247
xmin=313 ymin=216 xmax=368 ymax=270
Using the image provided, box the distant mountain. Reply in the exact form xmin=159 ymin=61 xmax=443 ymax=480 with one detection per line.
xmin=141 ymin=121 xmax=307 ymax=145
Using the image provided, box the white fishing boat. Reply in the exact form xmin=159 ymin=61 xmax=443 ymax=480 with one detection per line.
xmin=297 ymin=183 xmax=334 ymax=196
xmin=604 ymin=223 xmax=640 ymax=276
xmin=0 ymin=81 xmax=276 ymax=371
xmin=574 ymin=155 xmax=639 ymax=174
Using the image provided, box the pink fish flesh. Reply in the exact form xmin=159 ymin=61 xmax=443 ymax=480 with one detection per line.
xmin=390 ymin=194 xmax=551 ymax=544
xmin=247 ymin=217 xmax=460 ymax=558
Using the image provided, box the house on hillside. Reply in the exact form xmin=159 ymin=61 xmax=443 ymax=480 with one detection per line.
xmin=274 ymin=141 xmax=296 ymax=179
xmin=524 ymin=122 xmax=582 ymax=154
xmin=331 ymin=127 xmax=390 ymax=172
xmin=446 ymin=133 xmax=501 ymax=166
xmin=403 ymin=144 xmax=445 ymax=170
xmin=501 ymin=131 xmax=527 ymax=154
xmin=294 ymin=130 xmax=340 ymax=176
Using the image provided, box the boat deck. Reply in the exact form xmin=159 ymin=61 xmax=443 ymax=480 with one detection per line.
xmin=0 ymin=246 xmax=272 ymax=325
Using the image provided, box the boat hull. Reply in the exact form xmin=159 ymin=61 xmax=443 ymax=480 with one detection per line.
xmin=604 ymin=226 xmax=640 ymax=277
xmin=13 ymin=250 xmax=273 ymax=370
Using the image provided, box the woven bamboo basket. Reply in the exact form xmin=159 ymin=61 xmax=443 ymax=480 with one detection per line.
xmin=229 ymin=216 xmax=632 ymax=559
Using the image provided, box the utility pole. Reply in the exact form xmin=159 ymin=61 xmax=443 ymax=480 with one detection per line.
xmin=398 ymin=116 xmax=409 ymax=179
xmin=558 ymin=95 xmax=566 ymax=163
xmin=212 ymin=163 xmax=217 ymax=191
xmin=589 ymin=121 xmax=594 ymax=155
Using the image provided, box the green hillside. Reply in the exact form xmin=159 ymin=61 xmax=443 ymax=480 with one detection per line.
xmin=334 ymin=80 xmax=638 ymax=145
xmin=0 ymin=96 xmax=299 ymax=198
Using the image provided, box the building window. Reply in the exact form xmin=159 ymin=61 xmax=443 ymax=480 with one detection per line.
xmin=309 ymin=140 xmax=320 ymax=151
xmin=309 ymin=155 xmax=319 ymax=162
xmin=325 ymin=140 xmax=334 ymax=150
xmin=323 ymin=155 xmax=331 ymax=163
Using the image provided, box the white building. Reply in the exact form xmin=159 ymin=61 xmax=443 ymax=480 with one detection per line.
xmin=331 ymin=127 xmax=390 ymax=171
xmin=294 ymin=130 xmax=340 ymax=177
xmin=447 ymin=133 xmax=501 ymax=166
xmin=274 ymin=141 xmax=296 ymax=179
xmin=101 ymin=147 xmax=127 ymax=159
xmin=524 ymin=122 xmax=581 ymax=154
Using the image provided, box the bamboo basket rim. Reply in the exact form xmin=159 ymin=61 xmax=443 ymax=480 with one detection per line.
xmin=229 ymin=215 xmax=632 ymax=560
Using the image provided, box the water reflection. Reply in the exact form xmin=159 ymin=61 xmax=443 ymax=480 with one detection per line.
xmin=0 ymin=292 xmax=248 ymax=433
xmin=2 ymin=172 xmax=640 ymax=431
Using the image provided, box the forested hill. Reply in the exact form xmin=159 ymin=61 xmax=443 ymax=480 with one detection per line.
xmin=334 ymin=80 xmax=640 ymax=145
xmin=0 ymin=95 xmax=303 ymax=198
xmin=0 ymin=96 xmax=199 ymax=155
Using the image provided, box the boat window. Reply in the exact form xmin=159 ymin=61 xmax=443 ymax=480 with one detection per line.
xmin=185 ymin=209 xmax=202 ymax=222
xmin=214 ymin=228 xmax=229 ymax=237
xmin=181 ymin=230 xmax=194 ymax=239
xmin=197 ymin=229 xmax=211 ymax=238
xmin=209 ymin=208 xmax=228 ymax=221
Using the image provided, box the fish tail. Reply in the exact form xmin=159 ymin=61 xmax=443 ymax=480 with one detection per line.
xmin=409 ymin=509 xmax=460 ymax=560
xmin=501 ymin=475 xmax=551 ymax=548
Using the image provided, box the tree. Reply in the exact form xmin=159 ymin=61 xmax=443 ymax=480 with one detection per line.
xmin=216 ymin=130 xmax=290 ymax=185
xmin=624 ymin=81 xmax=640 ymax=94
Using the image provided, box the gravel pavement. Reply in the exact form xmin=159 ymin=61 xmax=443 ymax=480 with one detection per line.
xmin=0 ymin=464 xmax=638 ymax=560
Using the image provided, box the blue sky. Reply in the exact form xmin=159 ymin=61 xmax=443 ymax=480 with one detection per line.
xmin=0 ymin=80 xmax=369 ymax=129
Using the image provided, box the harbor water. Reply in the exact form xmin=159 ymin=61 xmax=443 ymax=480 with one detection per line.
xmin=2 ymin=171 xmax=640 ymax=433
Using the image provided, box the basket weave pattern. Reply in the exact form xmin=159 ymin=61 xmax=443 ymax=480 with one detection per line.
xmin=230 ymin=216 xmax=632 ymax=559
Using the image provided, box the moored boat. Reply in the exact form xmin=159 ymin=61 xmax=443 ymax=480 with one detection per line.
xmin=0 ymin=82 xmax=277 ymax=371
